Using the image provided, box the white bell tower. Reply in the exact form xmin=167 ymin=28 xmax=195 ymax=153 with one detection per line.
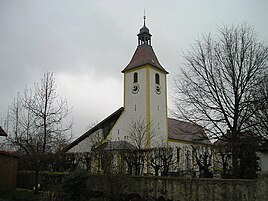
xmin=109 ymin=16 xmax=168 ymax=148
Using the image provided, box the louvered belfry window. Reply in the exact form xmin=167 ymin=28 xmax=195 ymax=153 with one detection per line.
xmin=155 ymin=73 xmax=160 ymax=85
xmin=134 ymin=72 xmax=138 ymax=83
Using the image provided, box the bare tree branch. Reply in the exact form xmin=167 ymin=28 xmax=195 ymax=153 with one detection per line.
xmin=173 ymin=24 xmax=268 ymax=178
xmin=5 ymin=72 xmax=73 ymax=192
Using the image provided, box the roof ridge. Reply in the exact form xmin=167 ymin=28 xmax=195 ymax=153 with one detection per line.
xmin=63 ymin=107 xmax=124 ymax=152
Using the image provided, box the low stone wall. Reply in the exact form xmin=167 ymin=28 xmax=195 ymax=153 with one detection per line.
xmin=16 ymin=171 xmax=268 ymax=201
xmin=17 ymin=171 xmax=68 ymax=189
xmin=87 ymin=174 xmax=268 ymax=201
xmin=256 ymin=172 xmax=268 ymax=201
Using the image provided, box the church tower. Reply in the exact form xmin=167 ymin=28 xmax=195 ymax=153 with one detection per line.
xmin=109 ymin=17 xmax=168 ymax=148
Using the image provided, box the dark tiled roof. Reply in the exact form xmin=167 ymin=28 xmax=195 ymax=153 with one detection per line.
xmin=0 ymin=150 xmax=18 ymax=158
xmin=168 ymin=118 xmax=211 ymax=145
xmin=0 ymin=126 xmax=7 ymax=137
xmin=214 ymin=131 xmax=262 ymax=147
xmin=122 ymin=44 xmax=168 ymax=74
xmin=96 ymin=141 xmax=135 ymax=151
xmin=63 ymin=107 xmax=124 ymax=152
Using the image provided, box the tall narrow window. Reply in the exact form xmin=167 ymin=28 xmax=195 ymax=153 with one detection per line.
xmin=177 ymin=148 xmax=180 ymax=164
xmin=134 ymin=72 xmax=138 ymax=83
xmin=155 ymin=73 xmax=160 ymax=85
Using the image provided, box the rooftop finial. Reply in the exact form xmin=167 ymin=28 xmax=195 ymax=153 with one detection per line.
xmin=143 ymin=10 xmax=146 ymax=26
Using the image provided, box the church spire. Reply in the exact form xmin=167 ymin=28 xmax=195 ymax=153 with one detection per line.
xmin=137 ymin=13 xmax=152 ymax=46
xmin=122 ymin=16 xmax=168 ymax=74
xmin=143 ymin=10 xmax=146 ymax=26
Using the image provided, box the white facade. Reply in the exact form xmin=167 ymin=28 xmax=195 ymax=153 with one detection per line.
xmin=108 ymin=65 xmax=168 ymax=148
xmin=67 ymin=21 xmax=171 ymax=153
xmin=64 ymin=21 xmax=215 ymax=178
xmin=149 ymin=67 xmax=168 ymax=147
xmin=260 ymin=152 xmax=268 ymax=172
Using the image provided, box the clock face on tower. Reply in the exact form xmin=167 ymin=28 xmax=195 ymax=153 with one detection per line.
xmin=155 ymin=84 xmax=161 ymax=94
xmin=132 ymin=83 xmax=140 ymax=94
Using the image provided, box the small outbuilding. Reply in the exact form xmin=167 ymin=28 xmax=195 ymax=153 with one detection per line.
xmin=0 ymin=126 xmax=18 ymax=192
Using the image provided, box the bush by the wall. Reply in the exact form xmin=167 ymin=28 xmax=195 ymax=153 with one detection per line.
xmin=62 ymin=168 xmax=89 ymax=201
xmin=17 ymin=171 xmax=69 ymax=190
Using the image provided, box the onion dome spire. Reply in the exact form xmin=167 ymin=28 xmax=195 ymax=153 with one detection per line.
xmin=122 ymin=14 xmax=168 ymax=74
xmin=137 ymin=13 xmax=152 ymax=46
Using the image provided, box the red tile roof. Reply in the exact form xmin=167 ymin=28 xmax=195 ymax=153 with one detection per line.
xmin=64 ymin=115 xmax=211 ymax=153
xmin=168 ymin=118 xmax=211 ymax=145
xmin=122 ymin=44 xmax=168 ymax=74
xmin=214 ymin=130 xmax=261 ymax=147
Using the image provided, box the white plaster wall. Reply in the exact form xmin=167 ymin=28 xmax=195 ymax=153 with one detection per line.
xmin=260 ymin=152 xmax=268 ymax=171
xmin=149 ymin=68 xmax=167 ymax=147
xmin=109 ymin=67 xmax=148 ymax=142
xmin=125 ymin=68 xmax=147 ymax=115
xmin=168 ymin=141 xmax=191 ymax=149
xmin=168 ymin=141 xmax=207 ymax=172
xmin=67 ymin=129 xmax=103 ymax=153
xmin=108 ymin=66 xmax=168 ymax=149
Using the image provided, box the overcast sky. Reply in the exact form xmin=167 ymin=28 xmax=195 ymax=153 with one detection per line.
xmin=1 ymin=0 xmax=268 ymax=138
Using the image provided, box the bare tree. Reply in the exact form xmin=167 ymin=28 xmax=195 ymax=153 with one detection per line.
xmin=121 ymin=149 xmax=147 ymax=176
xmin=174 ymin=24 xmax=268 ymax=178
xmin=177 ymin=146 xmax=195 ymax=177
xmin=192 ymin=146 xmax=213 ymax=178
xmin=159 ymin=147 xmax=175 ymax=176
xmin=150 ymin=147 xmax=175 ymax=176
xmin=6 ymin=72 xmax=72 ymax=192
xmin=86 ymin=122 xmax=104 ymax=150
xmin=214 ymin=143 xmax=232 ymax=178
xmin=125 ymin=117 xmax=157 ymax=149
xmin=150 ymin=148 xmax=163 ymax=176
xmin=124 ymin=117 xmax=160 ymax=175
xmin=249 ymin=76 xmax=268 ymax=138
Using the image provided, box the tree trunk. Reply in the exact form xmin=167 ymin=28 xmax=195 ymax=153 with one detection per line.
xmin=34 ymin=166 xmax=40 ymax=194
xmin=231 ymin=130 xmax=239 ymax=178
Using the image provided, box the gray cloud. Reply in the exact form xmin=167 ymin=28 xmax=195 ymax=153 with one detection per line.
xmin=1 ymin=0 xmax=268 ymax=137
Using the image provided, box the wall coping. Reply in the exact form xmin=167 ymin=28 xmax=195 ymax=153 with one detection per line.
xmin=89 ymin=174 xmax=257 ymax=183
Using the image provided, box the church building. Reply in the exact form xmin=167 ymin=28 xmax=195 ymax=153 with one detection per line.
xmin=64 ymin=17 xmax=210 ymax=155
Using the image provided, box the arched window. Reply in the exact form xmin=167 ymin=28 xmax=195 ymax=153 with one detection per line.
xmin=155 ymin=73 xmax=160 ymax=85
xmin=134 ymin=72 xmax=138 ymax=83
